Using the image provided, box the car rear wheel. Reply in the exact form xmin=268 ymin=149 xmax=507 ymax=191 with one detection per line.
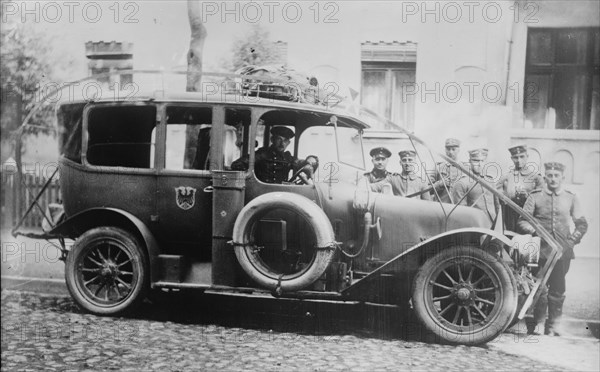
xmin=65 ymin=227 xmax=149 ymax=316
xmin=412 ymin=246 xmax=517 ymax=345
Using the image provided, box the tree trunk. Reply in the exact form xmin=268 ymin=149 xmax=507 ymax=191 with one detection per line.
xmin=186 ymin=0 xmax=207 ymax=92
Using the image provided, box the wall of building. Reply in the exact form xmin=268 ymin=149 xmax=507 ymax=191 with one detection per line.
xmin=504 ymin=1 xmax=600 ymax=258
xmin=6 ymin=0 xmax=597 ymax=256
xmin=283 ymin=1 xmax=600 ymax=257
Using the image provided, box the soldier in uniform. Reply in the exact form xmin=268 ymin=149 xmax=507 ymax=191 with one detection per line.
xmin=360 ymin=147 xmax=393 ymax=193
xmin=451 ymin=148 xmax=499 ymax=224
xmin=517 ymin=162 xmax=588 ymax=336
xmin=497 ymin=145 xmax=543 ymax=231
xmin=388 ymin=150 xmax=431 ymax=200
xmin=433 ymin=138 xmax=463 ymax=203
xmin=231 ymin=126 xmax=318 ymax=184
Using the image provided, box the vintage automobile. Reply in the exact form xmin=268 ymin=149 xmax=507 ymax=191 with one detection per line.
xmin=12 ymin=71 xmax=564 ymax=346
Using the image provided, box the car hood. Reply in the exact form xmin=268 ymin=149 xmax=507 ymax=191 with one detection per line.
xmin=371 ymin=193 xmax=491 ymax=260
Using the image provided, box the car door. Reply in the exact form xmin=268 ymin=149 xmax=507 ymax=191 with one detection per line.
xmin=154 ymin=104 xmax=213 ymax=257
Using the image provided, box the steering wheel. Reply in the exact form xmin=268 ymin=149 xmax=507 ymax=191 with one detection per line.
xmin=288 ymin=167 xmax=313 ymax=185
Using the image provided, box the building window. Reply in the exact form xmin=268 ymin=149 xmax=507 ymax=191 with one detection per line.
xmin=524 ymin=28 xmax=600 ymax=130
xmin=361 ymin=42 xmax=417 ymax=130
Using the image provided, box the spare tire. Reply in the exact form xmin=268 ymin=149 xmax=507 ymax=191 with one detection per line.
xmin=232 ymin=192 xmax=336 ymax=292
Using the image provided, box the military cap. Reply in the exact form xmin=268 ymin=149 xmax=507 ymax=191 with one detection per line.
xmin=445 ymin=138 xmax=461 ymax=147
xmin=398 ymin=149 xmax=417 ymax=159
xmin=508 ymin=144 xmax=528 ymax=156
xmin=369 ymin=147 xmax=392 ymax=158
xmin=270 ymin=126 xmax=295 ymax=139
xmin=544 ymin=162 xmax=565 ymax=172
xmin=468 ymin=148 xmax=488 ymax=160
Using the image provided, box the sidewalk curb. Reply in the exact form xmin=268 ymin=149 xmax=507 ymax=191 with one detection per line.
xmin=2 ymin=274 xmax=599 ymax=338
xmin=1 ymin=275 xmax=68 ymax=296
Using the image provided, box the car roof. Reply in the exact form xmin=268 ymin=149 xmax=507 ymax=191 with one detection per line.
xmin=57 ymin=90 xmax=373 ymax=129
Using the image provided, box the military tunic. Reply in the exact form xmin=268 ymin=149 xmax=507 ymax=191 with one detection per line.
xmin=517 ymin=187 xmax=587 ymax=260
xmin=433 ymin=161 xmax=464 ymax=203
xmin=360 ymin=169 xmax=393 ymax=194
xmin=517 ymin=186 xmax=588 ymax=331
xmin=363 ymin=169 xmax=391 ymax=184
xmin=497 ymin=169 xmax=544 ymax=231
xmin=451 ymin=175 xmax=499 ymax=224
xmin=231 ymin=146 xmax=304 ymax=184
xmin=388 ymin=172 xmax=432 ymax=200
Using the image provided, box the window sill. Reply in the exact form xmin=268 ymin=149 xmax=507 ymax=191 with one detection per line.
xmin=511 ymin=129 xmax=600 ymax=141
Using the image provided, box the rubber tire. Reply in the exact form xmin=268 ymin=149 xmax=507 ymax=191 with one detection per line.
xmin=412 ymin=246 xmax=517 ymax=345
xmin=65 ymin=227 xmax=149 ymax=316
xmin=233 ymin=192 xmax=336 ymax=292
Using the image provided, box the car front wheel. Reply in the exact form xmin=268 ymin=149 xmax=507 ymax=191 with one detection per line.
xmin=65 ymin=227 xmax=149 ymax=316
xmin=412 ymin=246 xmax=517 ymax=345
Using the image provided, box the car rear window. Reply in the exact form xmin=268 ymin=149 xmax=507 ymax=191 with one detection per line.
xmin=86 ymin=105 xmax=157 ymax=168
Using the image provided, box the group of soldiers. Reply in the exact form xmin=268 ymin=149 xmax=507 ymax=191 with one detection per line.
xmin=233 ymin=126 xmax=588 ymax=337
xmin=361 ymin=138 xmax=588 ymax=336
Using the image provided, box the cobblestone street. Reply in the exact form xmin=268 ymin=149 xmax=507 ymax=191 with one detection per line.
xmin=2 ymin=290 xmax=597 ymax=371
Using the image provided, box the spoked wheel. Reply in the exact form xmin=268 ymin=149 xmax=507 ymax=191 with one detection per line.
xmin=412 ymin=246 xmax=517 ymax=345
xmin=65 ymin=227 xmax=149 ymax=315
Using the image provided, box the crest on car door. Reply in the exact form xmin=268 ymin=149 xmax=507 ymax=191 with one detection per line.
xmin=175 ymin=186 xmax=196 ymax=210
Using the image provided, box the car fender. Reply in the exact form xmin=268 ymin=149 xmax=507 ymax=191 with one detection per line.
xmin=342 ymin=227 xmax=515 ymax=298
xmin=49 ymin=208 xmax=161 ymax=284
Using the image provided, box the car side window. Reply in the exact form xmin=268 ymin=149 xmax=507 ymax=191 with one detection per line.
xmin=86 ymin=105 xmax=157 ymax=168
xmin=164 ymin=106 xmax=212 ymax=170
xmin=223 ymin=108 xmax=251 ymax=169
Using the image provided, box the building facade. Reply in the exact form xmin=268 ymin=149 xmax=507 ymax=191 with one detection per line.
xmin=280 ymin=0 xmax=599 ymax=256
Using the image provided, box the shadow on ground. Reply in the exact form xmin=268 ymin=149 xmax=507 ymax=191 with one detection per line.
xmin=43 ymin=289 xmax=444 ymax=344
xmin=143 ymin=290 xmax=433 ymax=343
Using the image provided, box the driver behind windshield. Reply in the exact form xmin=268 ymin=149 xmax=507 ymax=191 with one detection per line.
xmin=231 ymin=126 xmax=318 ymax=184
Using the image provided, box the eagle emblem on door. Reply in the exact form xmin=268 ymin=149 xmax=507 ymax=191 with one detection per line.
xmin=175 ymin=186 xmax=196 ymax=210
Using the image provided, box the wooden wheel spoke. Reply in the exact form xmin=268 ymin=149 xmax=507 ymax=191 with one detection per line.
xmin=114 ymin=250 xmax=122 ymax=262
xmin=472 ymin=275 xmax=487 ymax=287
xmin=118 ymin=271 xmax=133 ymax=276
xmin=452 ymin=305 xmax=463 ymax=324
xmin=466 ymin=307 xmax=473 ymax=325
xmin=474 ymin=287 xmax=495 ymax=292
xmin=456 ymin=263 xmax=464 ymax=282
xmin=87 ymin=256 xmax=103 ymax=267
xmin=82 ymin=268 xmax=101 ymax=273
xmin=466 ymin=266 xmax=474 ymax=283
xmin=433 ymin=294 xmax=452 ymax=301
xmin=113 ymin=284 xmax=122 ymax=298
xmin=442 ymin=269 xmax=457 ymax=284
xmin=116 ymin=277 xmax=132 ymax=290
xmin=94 ymin=282 xmax=106 ymax=297
xmin=431 ymin=282 xmax=453 ymax=291
xmin=97 ymin=248 xmax=107 ymax=262
xmin=472 ymin=304 xmax=488 ymax=320
xmin=117 ymin=258 xmax=132 ymax=268
xmin=439 ymin=302 xmax=455 ymax=317
xmin=84 ymin=275 xmax=101 ymax=286
xmin=475 ymin=296 xmax=495 ymax=306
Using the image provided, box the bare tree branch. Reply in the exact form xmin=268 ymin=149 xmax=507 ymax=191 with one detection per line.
xmin=187 ymin=0 xmax=207 ymax=92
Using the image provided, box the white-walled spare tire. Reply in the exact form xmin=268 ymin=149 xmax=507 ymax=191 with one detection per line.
xmin=232 ymin=192 xmax=336 ymax=292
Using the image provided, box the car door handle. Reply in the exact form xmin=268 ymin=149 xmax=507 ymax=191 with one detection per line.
xmin=203 ymin=186 xmax=214 ymax=193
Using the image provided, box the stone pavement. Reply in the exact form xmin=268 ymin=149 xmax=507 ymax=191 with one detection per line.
xmin=490 ymin=327 xmax=600 ymax=372
xmin=3 ymin=290 xmax=594 ymax=372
